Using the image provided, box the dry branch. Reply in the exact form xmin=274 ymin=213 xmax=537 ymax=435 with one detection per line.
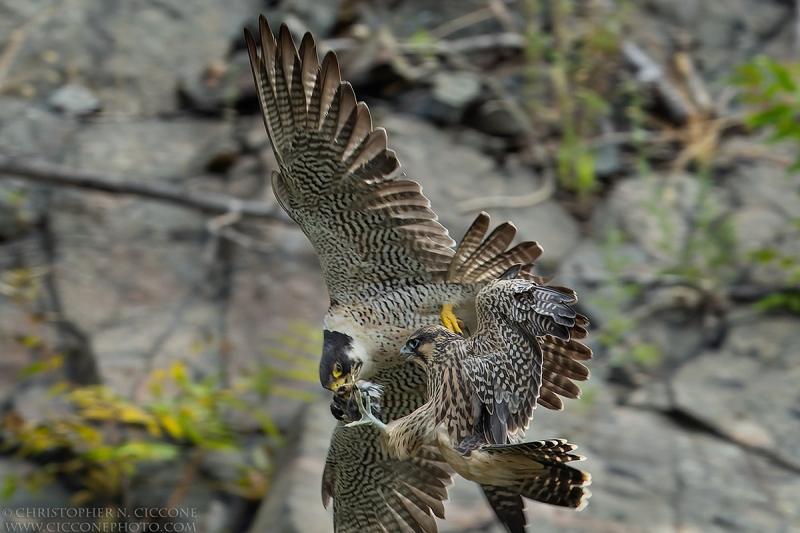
xmin=322 ymin=31 xmax=526 ymax=56
xmin=0 ymin=153 xmax=287 ymax=221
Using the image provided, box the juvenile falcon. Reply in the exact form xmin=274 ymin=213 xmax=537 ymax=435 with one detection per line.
xmin=345 ymin=267 xmax=592 ymax=526
xmin=244 ymin=17 xmax=592 ymax=533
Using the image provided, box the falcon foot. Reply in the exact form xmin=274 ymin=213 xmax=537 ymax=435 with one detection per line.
xmin=440 ymin=302 xmax=463 ymax=335
xmin=344 ymin=384 xmax=387 ymax=431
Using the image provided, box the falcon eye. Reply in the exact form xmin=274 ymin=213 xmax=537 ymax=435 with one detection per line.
xmin=407 ymin=339 xmax=420 ymax=350
xmin=332 ymin=361 xmax=343 ymax=378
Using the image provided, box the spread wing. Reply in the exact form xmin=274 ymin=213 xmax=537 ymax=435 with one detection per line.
xmin=323 ymin=428 xmax=452 ymax=533
xmin=245 ymin=17 xmax=457 ymax=304
xmin=322 ymin=366 xmax=453 ymax=533
xmin=465 ymin=279 xmax=590 ymax=444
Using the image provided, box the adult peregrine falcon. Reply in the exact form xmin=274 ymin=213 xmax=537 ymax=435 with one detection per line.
xmin=244 ymin=17 xmax=592 ymax=533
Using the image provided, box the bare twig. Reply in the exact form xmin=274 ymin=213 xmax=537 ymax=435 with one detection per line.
xmin=488 ymin=0 xmax=519 ymax=34
xmin=428 ymin=6 xmax=495 ymax=40
xmin=216 ymin=226 xmax=274 ymax=254
xmin=621 ymin=41 xmax=691 ymax=125
xmin=674 ymin=51 xmax=713 ymax=114
xmin=457 ymin=168 xmax=555 ymax=213
xmin=0 ymin=153 xmax=287 ymax=221
xmin=0 ymin=2 xmax=64 ymax=93
xmin=165 ymin=449 xmax=205 ymax=509
xmin=321 ymin=32 xmax=526 ymax=56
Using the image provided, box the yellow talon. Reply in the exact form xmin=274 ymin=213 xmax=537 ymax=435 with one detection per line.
xmin=440 ymin=303 xmax=463 ymax=334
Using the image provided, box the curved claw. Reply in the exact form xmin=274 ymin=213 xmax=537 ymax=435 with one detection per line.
xmin=440 ymin=302 xmax=463 ymax=334
xmin=344 ymin=386 xmax=387 ymax=431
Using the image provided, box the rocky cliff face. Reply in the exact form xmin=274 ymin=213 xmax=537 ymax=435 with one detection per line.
xmin=1 ymin=1 xmax=799 ymax=532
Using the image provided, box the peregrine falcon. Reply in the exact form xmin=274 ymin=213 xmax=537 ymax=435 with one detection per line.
xmin=345 ymin=268 xmax=592 ymax=527
xmin=244 ymin=17 xmax=592 ymax=533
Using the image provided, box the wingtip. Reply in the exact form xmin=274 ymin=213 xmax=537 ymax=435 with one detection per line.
xmin=574 ymin=488 xmax=592 ymax=511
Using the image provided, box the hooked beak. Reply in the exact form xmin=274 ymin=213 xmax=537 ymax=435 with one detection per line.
xmin=326 ymin=361 xmax=362 ymax=392
xmin=399 ymin=345 xmax=415 ymax=363
xmin=328 ymin=376 xmax=348 ymax=391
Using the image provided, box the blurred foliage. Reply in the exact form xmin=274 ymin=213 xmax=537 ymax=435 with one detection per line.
xmin=523 ymin=0 xmax=630 ymax=194
xmin=749 ymin=241 xmax=800 ymax=313
xmin=592 ymin=229 xmax=663 ymax=369
xmin=732 ymin=56 xmax=800 ymax=172
xmin=732 ymin=56 xmax=800 ymax=313
xmin=0 ymin=279 xmax=320 ymax=506
xmin=664 ymin=167 xmax=737 ymax=287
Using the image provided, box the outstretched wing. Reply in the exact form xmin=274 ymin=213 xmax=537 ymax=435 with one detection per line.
xmin=323 ymin=427 xmax=453 ymax=533
xmin=465 ymin=279 xmax=589 ymax=444
xmin=323 ymin=366 xmax=453 ymax=533
xmin=245 ymin=18 xmax=457 ymax=304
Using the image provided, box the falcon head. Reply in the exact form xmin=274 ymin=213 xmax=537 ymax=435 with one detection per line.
xmin=319 ymin=330 xmax=367 ymax=391
xmin=399 ymin=325 xmax=457 ymax=367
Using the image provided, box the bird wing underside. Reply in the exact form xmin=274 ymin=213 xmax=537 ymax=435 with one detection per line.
xmin=465 ymin=280 xmax=592 ymax=443
xmin=245 ymin=18 xmax=458 ymax=303
xmin=322 ymin=364 xmax=453 ymax=533
xmin=323 ymin=425 xmax=453 ymax=533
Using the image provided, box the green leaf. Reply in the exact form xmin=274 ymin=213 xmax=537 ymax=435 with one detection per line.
xmin=766 ymin=60 xmax=797 ymax=92
xmin=2 ymin=474 xmax=18 ymax=500
xmin=631 ymin=343 xmax=661 ymax=367
xmin=755 ymin=292 xmax=800 ymax=313
xmin=747 ymin=105 xmax=793 ymax=129
xmin=732 ymin=62 xmax=763 ymax=88
xmin=111 ymin=442 xmax=179 ymax=461
xmin=749 ymin=247 xmax=778 ymax=264
xmin=575 ymin=150 xmax=597 ymax=193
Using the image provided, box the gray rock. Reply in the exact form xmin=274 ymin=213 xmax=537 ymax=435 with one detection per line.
xmin=253 ymin=372 xmax=800 ymax=533
xmin=730 ymin=206 xmax=787 ymax=258
xmin=130 ymin=457 xmax=247 ymax=531
xmin=11 ymin=384 xmax=72 ymax=426
xmin=526 ymin=381 xmax=800 ymax=533
xmin=726 ymin=161 xmax=800 ymax=220
xmin=249 ymin=400 xmax=334 ymax=533
xmin=178 ymin=51 xmax=256 ymax=115
xmin=48 ymin=84 xmax=101 ymax=115
xmin=628 ymin=0 xmax=792 ymax=78
xmin=0 ymin=458 xmax=76 ymax=528
xmin=0 ymin=0 xmax=261 ymax=115
xmin=201 ymin=449 xmax=249 ymax=483
xmin=282 ymin=0 xmax=343 ymax=37
xmin=0 ymin=99 xmax=75 ymax=158
xmin=430 ymin=71 xmax=482 ymax=123
xmin=380 ymin=114 xmax=580 ymax=263
xmin=471 ymin=100 xmax=527 ymax=138
xmin=672 ymin=315 xmax=800 ymax=467
xmin=600 ymin=171 xmax=732 ymax=269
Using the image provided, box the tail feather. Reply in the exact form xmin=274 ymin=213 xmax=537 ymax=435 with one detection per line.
xmin=483 ymin=439 xmax=592 ymax=511
xmin=481 ymin=485 xmax=527 ymax=533
xmin=450 ymin=438 xmax=591 ymax=531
